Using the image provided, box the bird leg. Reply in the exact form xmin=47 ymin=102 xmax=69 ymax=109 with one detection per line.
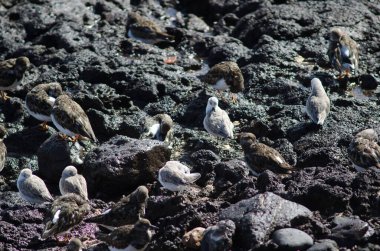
xmin=68 ymin=135 xmax=80 ymax=143
xmin=0 ymin=91 xmax=9 ymax=102
xmin=58 ymin=133 xmax=69 ymax=140
xmin=39 ymin=121 xmax=49 ymax=131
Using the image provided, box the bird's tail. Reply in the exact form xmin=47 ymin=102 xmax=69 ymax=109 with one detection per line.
xmin=185 ymin=173 xmax=201 ymax=183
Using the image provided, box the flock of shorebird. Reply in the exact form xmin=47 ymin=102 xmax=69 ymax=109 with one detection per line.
xmin=0 ymin=9 xmax=374 ymax=251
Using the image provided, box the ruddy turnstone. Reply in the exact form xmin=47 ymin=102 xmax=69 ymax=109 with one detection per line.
xmin=140 ymin=113 xmax=173 ymax=143
xmin=67 ymin=238 xmax=84 ymax=251
xmin=348 ymin=129 xmax=380 ymax=172
xmin=127 ymin=11 xmax=174 ymax=44
xmin=42 ymin=193 xmax=90 ymax=239
xmin=51 ymin=94 xmax=97 ymax=142
xmin=96 ymin=218 xmax=157 ymax=251
xmin=59 ymin=166 xmax=88 ymax=200
xmin=158 ymin=160 xmax=201 ymax=192
xmin=237 ymin=132 xmax=293 ymax=175
xmin=202 ymin=61 xmax=244 ymax=103
xmin=17 ymin=168 xmax=53 ymax=204
xmin=0 ymin=125 xmax=7 ymax=172
xmin=86 ymin=186 xmax=149 ymax=229
xmin=327 ymin=28 xmax=359 ymax=78
xmin=203 ymin=97 xmax=234 ymax=139
xmin=25 ymin=82 xmax=63 ymax=130
xmin=0 ymin=56 xmax=30 ymax=101
xmin=306 ymin=78 xmax=330 ymax=125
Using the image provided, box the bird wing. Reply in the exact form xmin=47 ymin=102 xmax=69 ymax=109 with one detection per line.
xmin=349 ymin=138 xmax=380 ymax=168
xmin=63 ymin=176 xmax=88 ymax=199
xmin=203 ymin=62 xmax=229 ymax=85
xmin=53 ymin=97 xmax=96 ymax=140
xmin=20 ymin=177 xmax=52 ymax=202
xmin=0 ymin=141 xmax=6 ymax=170
xmin=206 ymin=109 xmax=233 ymax=138
xmin=160 ymin=168 xmax=188 ymax=186
xmin=306 ymin=95 xmax=329 ymax=124
xmin=25 ymin=90 xmax=54 ymax=116
xmin=251 ymin=143 xmax=292 ymax=171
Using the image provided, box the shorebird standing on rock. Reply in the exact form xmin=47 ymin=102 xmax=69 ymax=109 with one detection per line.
xmin=25 ymin=82 xmax=63 ymax=131
xmin=0 ymin=56 xmax=30 ymax=101
xmin=42 ymin=193 xmax=90 ymax=240
xmin=158 ymin=161 xmax=201 ymax=193
xmin=86 ymin=185 xmax=149 ymax=229
xmin=306 ymin=78 xmax=330 ymax=126
xmin=59 ymin=166 xmax=88 ymax=200
xmin=327 ymin=28 xmax=359 ymax=79
xmin=96 ymin=218 xmax=157 ymax=251
xmin=127 ymin=11 xmax=174 ymax=44
xmin=202 ymin=61 xmax=244 ymax=103
xmin=348 ymin=129 xmax=380 ymax=172
xmin=17 ymin=168 xmax=54 ymax=204
xmin=237 ymin=132 xmax=293 ymax=176
xmin=51 ymin=94 xmax=97 ymax=143
xmin=203 ymin=97 xmax=234 ymax=139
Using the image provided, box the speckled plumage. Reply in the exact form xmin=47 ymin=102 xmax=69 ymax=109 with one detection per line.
xmin=327 ymin=28 xmax=359 ymax=75
xmin=306 ymin=78 xmax=330 ymax=125
xmin=203 ymin=61 xmax=244 ymax=94
xmin=203 ymin=97 xmax=234 ymax=139
xmin=0 ymin=125 xmax=7 ymax=172
xmin=25 ymin=82 xmax=63 ymax=122
xmin=17 ymin=168 xmax=53 ymax=204
xmin=127 ymin=11 xmax=174 ymax=44
xmin=348 ymin=129 xmax=380 ymax=171
xmin=51 ymin=94 xmax=97 ymax=141
xmin=158 ymin=161 xmax=201 ymax=192
xmin=140 ymin=113 xmax=173 ymax=142
xmin=238 ymin=132 xmax=293 ymax=175
xmin=96 ymin=218 xmax=155 ymax=251
xmin=42 ymin=193 xmax=90 ymax=239
xmin=59 ymin=166 xmax=88 ymax=200
xmin=86 ymin=186 xmax=148 ymax=228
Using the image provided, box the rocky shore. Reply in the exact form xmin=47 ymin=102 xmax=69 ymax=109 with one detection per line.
xmin=0 ymin=0 xmax=380 ymax=250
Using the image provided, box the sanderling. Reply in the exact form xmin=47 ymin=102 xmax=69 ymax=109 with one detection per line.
xmin=306 ymin=78 xmax=330 ymax=125
xmin=59 ymin=165 xmax=88 ymax=200
xmin=17 ymin=168 xmax=53 ymax=204
xmin=203 ymin=97 xmax=234 ymax=139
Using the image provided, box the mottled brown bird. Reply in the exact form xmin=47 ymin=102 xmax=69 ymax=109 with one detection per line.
xmin=96 ymin=218 xmax=157 ymax=251
xmin=25 ymin=82 xmax=63 ymax=130
xmin=51 ymin=94 xmax=97 ymax=142
xmin=127 ymin=11 xmax=174 ymax=44
xmin=42 ymin=193 xmax=90 ymax=239
xmin=202 ymin=61 xmax=244 ymax=103
xmin=0 ymin=56 xmax=30 ymax=101
xmin=348 ymin=129 xmax=380 ymax=172
xmin=327 ymin=28 xmax=359 ymax=78
xmin=86 ymin=186 xmax=149 ymax=229
xmin=237 ymin=132 xmax=293 ymax=175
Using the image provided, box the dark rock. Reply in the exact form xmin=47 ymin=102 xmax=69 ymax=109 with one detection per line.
xmin=328 ymin=216 xmax=374 ymax=247
xmin=306 ymin=239 xmax=338 ymax=251
xmin=190 ymin=149 xmax=220 ymax=186
xmin=214 ymin=159 xmax=249 ymax=193
xmin=83 ymin=135 xmax=171 ymax=198
xmin=359 ymin=74 xmax=378 ymax=90
xmin=37 ymin=134 xmax=85 ymax=183
xmin=201 ymin=220 xmax=236 ymax=251
xmin=220 ymin=192 xmax=312 ymax=249
xmin=271 ymin=228 xmax=313 ymax=250
xmin=285 ymin=166 xmax=354 ymax=214
xmin=4 ymin=126 xmax=55 ymax=154
xmin=256 ymin=170 xmax=285 ymax=193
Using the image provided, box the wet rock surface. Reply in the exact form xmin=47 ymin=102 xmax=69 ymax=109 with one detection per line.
xmin=0 ymin=0 xmax=380 ymax=250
